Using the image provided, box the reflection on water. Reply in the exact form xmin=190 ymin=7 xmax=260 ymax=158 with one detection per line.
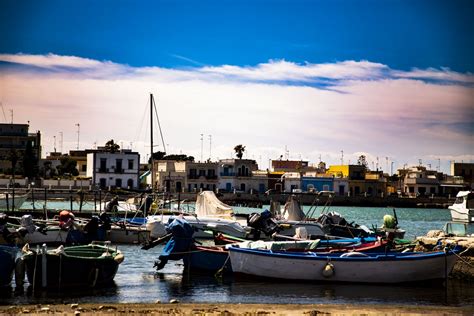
xmin=1 ymin=245 xmax=473 ymax=307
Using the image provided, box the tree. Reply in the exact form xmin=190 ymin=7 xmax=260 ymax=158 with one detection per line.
xmin=105 ymin=139 xmax=120 ymax=153
xmin=234 ymin=144 xmax=246 ymax=159
xmin=148 ymin=151 xmax=194 ymax=164
xmin=6 ymin=149 xmax=19 ymax=176
xmin=56 ymin=156 xmax=79 ymax=177
xmin=357 ymin=155 xmax=368 ymax=170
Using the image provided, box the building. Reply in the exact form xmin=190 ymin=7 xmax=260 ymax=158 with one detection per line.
xmin=186 ymin=161 xmax=219 ymax=192
xmin=451 ymin=162 xmax=474 ymax=189
xmin=153 ymin=160 xmax=187 ymax=192
xmin=400 ymin=166 xmax=439 ymax=197
xmin=218 ymin=159 xmax=266 ymax=193
xmin=87 ymin=149 xmax=140 ymax=189
xmin=272 ymin=160 xmax=309 ymax=172
xmin=301 ymin=175 xmax=334 ymax=193
xmin=0 ymin=123 xmax=41 ymax=175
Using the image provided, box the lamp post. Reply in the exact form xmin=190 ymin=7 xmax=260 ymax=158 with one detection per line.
xmin=75 ymin=123 xmax=80 ymax=150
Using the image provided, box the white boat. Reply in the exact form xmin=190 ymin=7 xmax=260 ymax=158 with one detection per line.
xmin=147 ymin=191 xmax=251 ymax=239
xmin=228 ymin=244 xmax=459 ymax=283
xmin=449 ymin=191 xmax=474 ymax=223
xmin=0 ymin=192 xmax=28 ymax=210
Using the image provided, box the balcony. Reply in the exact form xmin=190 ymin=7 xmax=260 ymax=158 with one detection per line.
xmin=206 ymin=175 xmax=218 ymax=180
xmin=98 ymin=168 xmax=109 ymax=173
xmin=115 ymin=168 xmax=124 ymax=174
xmin=220 ymin=172 xmax=236 ymax=177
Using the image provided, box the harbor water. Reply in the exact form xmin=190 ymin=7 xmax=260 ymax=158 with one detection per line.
xmin=1 ymin=204 xmax=473 ymax=307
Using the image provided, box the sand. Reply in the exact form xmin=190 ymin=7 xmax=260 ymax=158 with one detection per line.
xmin=1 ymin=303 xmax=473 ymax=315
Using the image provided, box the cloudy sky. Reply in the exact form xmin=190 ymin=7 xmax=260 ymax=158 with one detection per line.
xmin=0 ymin=0 xmax=473 ymax=173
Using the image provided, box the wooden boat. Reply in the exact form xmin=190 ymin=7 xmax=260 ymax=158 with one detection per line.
xmin=228 ymin=245 xmax=459 ymax=283
xmin=185 ymin=238 xmax=388 ymax=274
xmin=20 ymin=243 xmax=124 ymax=289
xmin=0 ymin=245 xmax=18 ymax=287
xmin=185 ymin=245 xmax=231 ymax=273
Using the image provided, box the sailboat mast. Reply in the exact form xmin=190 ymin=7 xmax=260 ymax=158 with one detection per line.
xmin=150 ymin=93 xmax=154 ymax=190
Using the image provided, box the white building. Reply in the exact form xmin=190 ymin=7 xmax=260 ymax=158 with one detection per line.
xmin=218 ymin=159 xmax=267 ymax=193
xmin=87 ymin=150 xmax=140 ymax=189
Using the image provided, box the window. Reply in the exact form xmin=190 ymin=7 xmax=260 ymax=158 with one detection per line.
xmin=99 ymin=158 xmax=107 ymax=172
xmin=81 ymin=165 xmax=86 ymax=172
xmin=128 ymin=159 xmax=134 ymax=170
xmin=127 ymin=179 xmax=134 ymax=188
xmin=115 ymin=178 xmax=122 ymax=188
xmin=199 ymin=169 xmax=206 ymax=177
xmin=190 ymin=169 xmax=197 ymax=178
xmin=116 ymin=159 xmax=123 ymax=173
xmin=240 ymin=183 xmax=246 ymax=192
xmin=99 ymin=178 xmax=107 ymax=188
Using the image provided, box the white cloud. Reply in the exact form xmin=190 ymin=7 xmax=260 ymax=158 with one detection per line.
xmin=0 ymin=53 xmax=472 ymax=173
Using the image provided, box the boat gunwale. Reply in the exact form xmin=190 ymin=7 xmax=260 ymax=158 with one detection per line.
xmin=228 ymin=246 xmax=458 ymax=261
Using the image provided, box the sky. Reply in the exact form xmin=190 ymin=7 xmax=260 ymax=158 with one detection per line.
xmin=0 ymin=0 xmax=473 ymax=174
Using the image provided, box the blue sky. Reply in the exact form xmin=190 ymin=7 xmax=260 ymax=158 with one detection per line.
xmin=2 ymin=0 xmax=473 ymax=71
xmin=0 ymin=0 xmax=473 ymax=173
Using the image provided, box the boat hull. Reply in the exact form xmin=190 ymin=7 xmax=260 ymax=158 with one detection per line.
xmin=22 ymin=245 xmax=121 ymax=288
xmin=186 ymin=246 xmax=231 ymax=273
xmin=449 ymin=207 xmax=474 ymax=223
xmin=229 ymin=247 xmax=458 ymax=283
xmin=0 ymin=245 xmax=18 ymax=287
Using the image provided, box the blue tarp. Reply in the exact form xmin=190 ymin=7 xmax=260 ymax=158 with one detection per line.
xmin=155 ymin=216 xmax=194 ymax=269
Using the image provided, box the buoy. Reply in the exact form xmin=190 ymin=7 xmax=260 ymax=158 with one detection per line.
xmin=322 ymin=262 xmax=334 ymax=278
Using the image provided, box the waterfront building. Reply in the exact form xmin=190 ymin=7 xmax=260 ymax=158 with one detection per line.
xmin=86 ymin=149 xmax=140 ymax=189
xmin=400 ymin=166 xmax=439 ymax=197
xmin=272 ymin=160 xmax=309 ymax=172
xmin=218 ymin=159 xmax=266 ymax=193
xmin=301 ymin=175 xmax=334 ymax=193
xmin=333 ymin=177 xmax=349 ymax=196
xmin=282 ymin=172 xmax=301 ymax=192
xmin=451 ymin=162 xmax=474 ymax=189
xmin=153 ymin=160 xmax=187 ymax=192
xmin=186 ymin=161 xmax=219 ymax=192
xmin=0 ymin=123 xmax=41 ymax=176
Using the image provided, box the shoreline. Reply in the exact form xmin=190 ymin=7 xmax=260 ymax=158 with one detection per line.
xmin=1 ymin=303 xmax=474 ymax=315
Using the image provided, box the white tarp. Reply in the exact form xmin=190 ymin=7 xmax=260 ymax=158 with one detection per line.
xmin=195 ymin=191 xmax=234 ymax=219
xmin=281 ymin=195 xmax=306 ymax=221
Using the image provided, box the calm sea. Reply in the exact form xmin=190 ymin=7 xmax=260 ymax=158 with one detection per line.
xmin=2 ymin=203 xmax=473 ymax=307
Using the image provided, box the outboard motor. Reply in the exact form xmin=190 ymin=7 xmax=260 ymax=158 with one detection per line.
xmin=248 ymin=210 xmax=280 ymax=236
xmin=154 ymin=216 xmax=194 ymax=270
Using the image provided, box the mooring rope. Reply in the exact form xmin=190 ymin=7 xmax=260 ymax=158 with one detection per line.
xmin=451 ymin=249 xmax=474 ymax=267
xmin=215 ymin=254 xmax=231 ymax=279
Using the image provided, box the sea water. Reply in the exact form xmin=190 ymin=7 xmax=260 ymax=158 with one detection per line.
xmin=2 ymin=205 xmax=473 ymax=307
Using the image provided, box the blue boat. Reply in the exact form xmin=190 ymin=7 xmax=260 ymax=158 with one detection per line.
xmin=0 ymin=245 xmax=18 ymax=287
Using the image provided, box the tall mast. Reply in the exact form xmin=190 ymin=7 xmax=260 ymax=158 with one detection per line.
xmin=150 ymin=93 xmax=154 ymax=190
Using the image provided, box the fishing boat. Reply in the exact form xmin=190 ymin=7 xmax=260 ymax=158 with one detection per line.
xmin=186 ymin=237 xmax=388 ymax=274
xmin=147 ymin=191 xmax=251 ymax=239
xmin=0 ymin=245 xmax=18 ymax=287
xmin=228 ymin=245 xmax=459 ymax=283
xmin=19 ymin=243 xmax=124 ymax=289
xmin=449 ymin=191 xmax=474 ymax=223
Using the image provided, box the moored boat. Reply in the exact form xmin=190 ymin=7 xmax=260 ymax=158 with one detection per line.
xmin=19 ymin=243 xmax=124 ymax=289
xmin=228 ymin=245 xmax=459 ymax=283
xmin=449 ymin=191 xmax=474 ymax=223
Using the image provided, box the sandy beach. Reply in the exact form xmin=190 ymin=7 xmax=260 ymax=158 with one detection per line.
xmin=1 ymin=303 xmax=473 ymax=315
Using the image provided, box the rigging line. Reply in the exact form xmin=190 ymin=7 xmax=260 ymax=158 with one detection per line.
xmin=152 ymin=95 xmax=167 ymax=154
xmin=132 ymin=100 xmax=149 ymax=145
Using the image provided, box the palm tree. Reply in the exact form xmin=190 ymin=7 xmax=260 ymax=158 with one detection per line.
xmin=234 ymin=144 xmax=246 ymax=159
xmin=105 ymin=139 xmax=120 ymax=153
